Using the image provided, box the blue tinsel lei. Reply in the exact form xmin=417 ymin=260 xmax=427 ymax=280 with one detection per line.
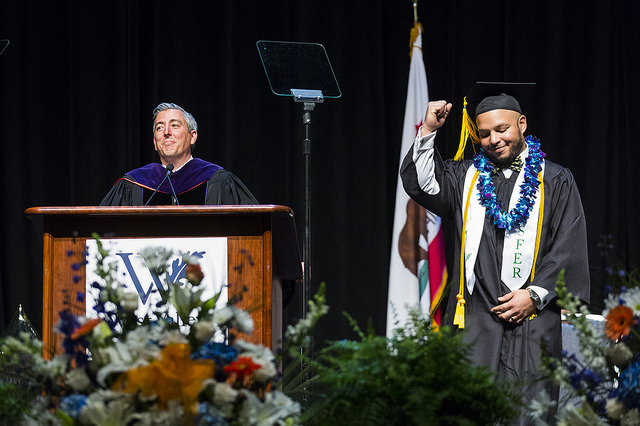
xmin=473 ymin=135 xmax=545 ymax=232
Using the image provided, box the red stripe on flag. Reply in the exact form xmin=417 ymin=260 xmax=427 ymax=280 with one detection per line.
xmin=428 ymin=227 xmax=447 ymax=325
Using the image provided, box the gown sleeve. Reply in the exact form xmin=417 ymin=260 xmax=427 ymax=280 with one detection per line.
xmin=99 ymin=177 xmax=144 ymax=206
xmin=205 ymin=169 xmax=259 ymax=205
xmin=400 ymin=144 xmax=470 ymax=220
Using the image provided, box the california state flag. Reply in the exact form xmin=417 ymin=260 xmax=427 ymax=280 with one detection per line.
xmin=387 ymin=22 xmax=447 ymax=336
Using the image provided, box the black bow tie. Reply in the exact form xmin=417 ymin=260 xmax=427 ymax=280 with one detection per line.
xmin=493 ymin=156 xmax=523 ymax=174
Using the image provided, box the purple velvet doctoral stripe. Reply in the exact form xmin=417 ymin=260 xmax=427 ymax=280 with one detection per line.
xmin=126 ymin=158 xmax=223 ymax=194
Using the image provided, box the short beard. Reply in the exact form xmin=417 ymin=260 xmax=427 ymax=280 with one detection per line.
xmin=495 ymin=132 xmax=526 ymax=166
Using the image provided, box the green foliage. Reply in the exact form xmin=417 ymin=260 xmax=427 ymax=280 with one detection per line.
xmin=0 ymin=382 xmax=35 ymax=425
xmin=301 ymin=308 xmax=521 ymax=426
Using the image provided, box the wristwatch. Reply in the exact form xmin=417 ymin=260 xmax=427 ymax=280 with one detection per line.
xmin=528 ymin=288 xmax=541 ymax=306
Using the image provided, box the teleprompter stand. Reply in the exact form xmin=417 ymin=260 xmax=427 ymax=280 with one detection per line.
xmin=257 ymin=40 xmax=341 ymax=323
xmin=257 ymin=41 xmax=341 ymax=406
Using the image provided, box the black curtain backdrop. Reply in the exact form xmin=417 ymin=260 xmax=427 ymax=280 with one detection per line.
xmin=1 ymin=1 xmax=638 ymax=346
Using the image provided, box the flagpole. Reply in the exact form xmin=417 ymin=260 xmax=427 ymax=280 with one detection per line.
xmin=386 ymin=6 xmax=448 ymax=334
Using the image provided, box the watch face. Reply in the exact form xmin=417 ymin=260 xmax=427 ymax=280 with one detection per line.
xmin=529 ymin=289 xmax=540 ymax=303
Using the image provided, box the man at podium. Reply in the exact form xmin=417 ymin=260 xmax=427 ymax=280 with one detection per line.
xmin=100 ymin=102 xmax=258 ymax=206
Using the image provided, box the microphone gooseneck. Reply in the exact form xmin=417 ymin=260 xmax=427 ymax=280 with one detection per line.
xmin=166 ymin=164 xmax=180 ymax=205
xmin=144 ymin=163 xmax=175 ymax=206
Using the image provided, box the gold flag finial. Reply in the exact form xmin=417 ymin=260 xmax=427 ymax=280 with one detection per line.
xmin=409 ymin=2 xmax=422 ymax=59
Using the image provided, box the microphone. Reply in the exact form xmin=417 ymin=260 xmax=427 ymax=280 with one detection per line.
xmin=167 ymin=164 xmax=180 ymax=205
xmin=145 ymin=163 xmax=175 ymax=206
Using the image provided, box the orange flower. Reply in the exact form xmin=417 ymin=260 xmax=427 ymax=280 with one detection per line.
xmin=71 ymin=318 xmax=102 ymax=340
xmin=605 ymin=305 xmax=635 ymax=341
xmin=186 ymin=263 xmax=204 ymax=285
xmin=224 ymin=356 xmax=261 ymax=380
xmin=112 ymin=343 xmax=215 ymax=413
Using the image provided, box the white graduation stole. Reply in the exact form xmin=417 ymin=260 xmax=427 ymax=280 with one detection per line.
xmin=462 ymin=161 xmax=545 ymax=294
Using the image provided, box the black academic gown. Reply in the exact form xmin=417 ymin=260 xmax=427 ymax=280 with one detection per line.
xmin=100 ymin=158 xmax=258 ymax=206
xmin=401 ymin=146 xmax=590 ymax=423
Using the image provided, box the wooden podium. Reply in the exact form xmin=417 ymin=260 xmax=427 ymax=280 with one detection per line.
xmin=25 ymin=205 xmax=302 ymax=353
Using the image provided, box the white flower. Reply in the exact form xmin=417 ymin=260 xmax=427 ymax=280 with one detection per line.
xmin=263 ymin=390 xmax=301 ymax=422
xmin=603 ymin=287 xmax=640 ymax=317
xmin=33 ymin=353 xmax=70 ymax=380
xmin=78 ymin=390 xmax=137 ymax=426
xmin=213 ymin=305 xmax=234 ymax=325
xmin=284 ymin=293 xmax=328 ymax=348
xmin=252 ymin=357 xmax=277 ymax=383
xmin=194 ymin=320 xmax=216 ymax=342
xmin=213 ymin=382 xmax=238 ymax=404
xmin=605 ymin=397 xmax=626 ymax=420
xmin=214 ymin=305 xmax=254 ymax=334
xmin=528 ymin=390 xmax=556 ymax=425
xmin=621 ymin=408 xmax=640 ymax=426
xmin=233 ymin=308 xmax=254 ymax=334
xmin=168 ymin=281 xmax=204 ymax=323
xmin=232 ymin=340 xmax=277 ymax=383
xmin=213 ymin=382 xmax=239 ymax=417
xmin=181 ymin=251 xmax=202 ymax=265
xmin=557 ymin=399 xmax=608 ymax=426
xmin=95 ymin=343 xmax=138 ymax=386
xmin=157 ymin=328 xmax=188 ymax=346
xmin=133 ymin=400 xmax=184 ymax=425
xmin=94 ymin=328 xmax=167 ymax=386
xmin=608 ymin=342 xmax=634 ymax=367
xmin=120 ymin=291 xmax=139 ymax=313
xmin=65 ymin=367 xmax=91 ymax=391
xmin=234 ymin=340 xmax=275 ymax=362
xmin=138 ymin=246 xmax=173 ymax=275
xmin=21 ymin=395 xmax=60 ymax=425
xmin=238 ymin=389 xmax=300 ymax=426
xmin=622 ymin=287 xmax=640 ymax=315
xmin=122 ymin=325 xmax=162 ymax=361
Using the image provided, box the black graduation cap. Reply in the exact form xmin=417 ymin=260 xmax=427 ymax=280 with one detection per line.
xmin=454 ymin=81 xmax=536 ymax=161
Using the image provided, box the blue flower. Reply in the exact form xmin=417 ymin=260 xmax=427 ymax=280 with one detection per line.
xmin=59 ymin=394 xmax=88 ymax=418
xmin=582 ymin=368 xmax=601 ymax=386
xmin=615 ymin=359 xmax=640 ymax=409
xmin=192 ymin=342 xmax=238 ymax=366
xmin=197 ymin=402 xmax=230 ymax=425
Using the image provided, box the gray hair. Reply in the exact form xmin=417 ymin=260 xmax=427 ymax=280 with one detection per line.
xmin=152 ymin=102 xmax=198 ymax=133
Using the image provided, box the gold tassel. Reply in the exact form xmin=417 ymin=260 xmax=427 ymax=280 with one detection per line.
xmin=454 ymin=98 xmax=480 ymax=161
xmin=409 ymin=22 xmax=423 ymax=59
xmin=454 ymin=171 xmax=478 ymax=329
xmin=452 ymin=294 xmax=466 ymax=328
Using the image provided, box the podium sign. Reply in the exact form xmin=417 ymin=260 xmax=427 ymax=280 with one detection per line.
xmin=85 ymin=237 xmax=228 ymax=327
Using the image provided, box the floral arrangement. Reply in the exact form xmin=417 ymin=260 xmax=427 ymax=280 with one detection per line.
xmin=0 ymin=236 xmax=326 ymax=425
xmin=531 ymin=271 xmax=640 ymax=425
